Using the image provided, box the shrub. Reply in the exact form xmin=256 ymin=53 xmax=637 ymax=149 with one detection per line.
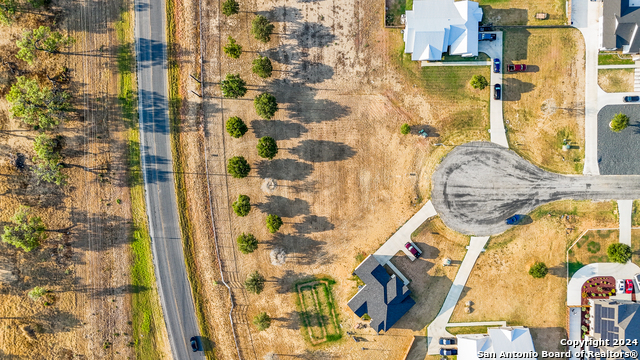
xmin=528 ymin=261 xmax=548 ymax=278
xmin=251 ymin=15 xmax=274 ymax=43
xmin=266 ymin=214 xmax=283 ymax=233
xmin=237 ymin=233 xmax=258 ymax=254
xmin=232 ymin=194 xmax=251 ymax=217
xmin=6 ymin=76 xmax=71 ymax=130
xmin=610 ymin=113 xmax=630 ymax=132
xmin=257 ymin=137 xmax=278 ymax=159
xmin=607 ymin=243 xmax=632 ymax=263
xmin=254 ymin=93 xmax=278 ymax=119
xmin=253 ymin=312 xmax=271 ymax=331
xmin=221 ymin=0 xmax=239 ymax=15
xmin=252 ymin=56 xmax=273 ymax=78
xmin=220 ymin=73 xmax=247 ymax=98
xmin=244 ymin=271 xmax=265 ymax=294
xmin=2 ymin=206 xmax=47 ymax=252
xmin=225 ymin=116 xmax=248 ymax=138
xmin=400 ymin=123 xmax=410 ymax=135
xmin=227 ymin=156 xmax=251 ymax=178
xmin=470 ymin=74 xmax=489 ymax=90
xmin=28 ymin=286 xmax=47 ymax=301
xmin=223 ymin=36 xmax=242 ymax=59
xmin=33 ymin=133 xmax=67 ymax=185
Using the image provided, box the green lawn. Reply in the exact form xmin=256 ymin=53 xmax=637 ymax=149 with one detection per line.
xmin=598 ymin=53 xmax=635 ymax=66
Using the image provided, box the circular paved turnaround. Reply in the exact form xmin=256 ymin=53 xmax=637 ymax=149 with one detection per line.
xmin=431 ymin=142 xmax=640 ymax=236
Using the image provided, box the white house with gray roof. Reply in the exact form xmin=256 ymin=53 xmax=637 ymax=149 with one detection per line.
xmin=403 ymin=0 xmax=483 ymax=61
xmin=456 ymin=327 xmax=537 ymax=359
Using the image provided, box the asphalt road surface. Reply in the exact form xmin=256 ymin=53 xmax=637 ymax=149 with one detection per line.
xmin=431 ymin=142 xmax=640 ymax=235
xmin=134 ymin=0 xmax=205 ymax=358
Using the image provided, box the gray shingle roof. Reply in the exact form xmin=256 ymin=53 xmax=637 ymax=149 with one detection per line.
xmin=603 ymin=0 xmax=640 ymax=53
xmin=347 ymin=256 xmax=415 ymax=332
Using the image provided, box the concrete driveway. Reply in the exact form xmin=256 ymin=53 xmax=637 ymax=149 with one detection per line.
xmin=567 ymin=262 xmax=640 ymax=306
xmin=479 ymin=32 xmax=508 ymax=148
xmin=431 ymin=142 xmax=640 ymax=235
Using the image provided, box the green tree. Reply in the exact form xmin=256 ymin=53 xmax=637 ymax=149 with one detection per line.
xmin=251 ymin=15 xmax=274 ymax=43
xmin=225 ymin=116 xmax=248 ymax=138
xmin=2 ymin=206 xmax=47 ymax=252
xmin=237 ymin=233 xmax=258 ymax=254
xmin=253 ymin=312 xmax=271 ymax=331
xmin=244 ymin=270 xmax=265 ymax=294
xmin=220 ymin=73 xmax=247 ymax=98
xmin=0 ymin=0 xmax=17 ymax=26
xmin=610 ymin=113 xmax=630 ymax=132
xmin=266 ymin=214 xmax=283 ymax=233
xmin=221 ymin=0 xmax=239 ymax=16
xmin=232 ymin=194 xmax=251 ymax=217
xmin=528 ymin=262 xmax=548 ymax=279
xmin=257 ymin=137 xmax=278 ymax=159
xmin=223 ymin=36 xmax=242 ymax=59
xmin=16 ymin=26 xmax=75 ymax=64
xmin=227 ymin=156 xmax=251 ymax=178
xmin=33 ymin=133 xmax=66 ymax=185
xmin=252 ymin=56 xmax=273 ymax=78
xmin=254 ymin=93 xmax=278 ymax=120
xmin=470 ymin=74 xmax=489 ymax=90
xmin=6 ymin=76 xmax=71 ymax=130
xmin=400 ymin=123 xmax=410 ymax=135
xmin=608 ymin=243 xmax=632 ymax=263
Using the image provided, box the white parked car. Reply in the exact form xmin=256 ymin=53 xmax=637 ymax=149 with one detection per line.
xmin=635 ymin=274 xmax=640 ymax=291
xmin=618 ymin=279 xmax=625 ymax=292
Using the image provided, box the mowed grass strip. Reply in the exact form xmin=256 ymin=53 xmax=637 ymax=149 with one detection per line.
xmin=165 ymin=0 xmax=214 ymax=358
xmin=314 ymin=283 xmax=340 ymax=339
xmin=598 ymin=53 xmax=635 ymax=66
xmin=300 ymin=286 xmax=324 ymax=340
xmin=115 ymin=3 xmax=168 ymax=359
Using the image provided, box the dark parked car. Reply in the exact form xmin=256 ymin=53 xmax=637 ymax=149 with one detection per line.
xmin=493 ymin=58 xmax=501 ymax=73
xmin=505 ymin=214 xmax=522 ymax=225
xmin=626 ymin=279 xmax=634 ymax=294
xmin=479 ymin=25 xmax=493 ymax=32
xmin=440 ymin=348 xmax=458 ymax=356
xmin=479 ymin=33 xmax=496 ymax=41
xmin=439 ymin=338 xmax=456 ymax=345
xmin=190 ymin=336 xmax=200 ymax=352
xmin=623 ymin=95 xmax=640 ymax=102
xmin=494 ymin=84 xmax=501 ymax=100
xmin=405 ymin=242 xmax=421 ymax=258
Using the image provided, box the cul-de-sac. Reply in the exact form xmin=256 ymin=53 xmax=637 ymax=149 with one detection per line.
xmin=1 ymin=0 xmax=640 ymax=359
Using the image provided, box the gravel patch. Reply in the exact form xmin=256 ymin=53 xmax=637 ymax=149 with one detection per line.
xmin=598 ymin=104 xmax=640 ymax=175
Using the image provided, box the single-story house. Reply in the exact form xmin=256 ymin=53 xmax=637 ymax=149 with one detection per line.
xmin=585 ymin=299 xmax=640 ymax=359
xmin=347 ymin=255 xmax=415 ymax=332
xmin=403 ymin=0 xmax=483 ymax=61
xmin=602 ymin=0 xmax=640 ymax=54
xmin=457 ymin=327 xmax=536 ymax=359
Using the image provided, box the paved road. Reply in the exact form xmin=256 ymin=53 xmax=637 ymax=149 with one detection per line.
xmin=426 ymin=236 xmax=490 ymax=355
xmin=479 ymin=32 xmax=508 ymax=148
xmin=431 ymin=142 xmax=640 ymax=235
xmin=134 ymin=0 xmax=204 ymax=358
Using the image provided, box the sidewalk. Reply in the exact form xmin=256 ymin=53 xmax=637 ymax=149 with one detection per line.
xmin=426 ymin=236 xmax=490 ymax=355
xmin=618 ymin=200 xmax=632 ymax=246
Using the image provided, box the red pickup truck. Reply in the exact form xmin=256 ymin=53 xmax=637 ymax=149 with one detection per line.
xmin=507 ymin=64 xmax=526 ymax=72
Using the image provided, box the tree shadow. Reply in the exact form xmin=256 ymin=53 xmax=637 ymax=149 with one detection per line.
xmin=272 ymin=311 xmax=301 ymax=331
xmin=481 ymin=6 xmax=529 ymax=26
xmin=256 ymin=195 xmax=310 ymax=217
xmin=293 ymin=215 xmax=334 ymax=234
xmin=503 ymin=77 xmax=535 ymax=102
xmin=410 ymin=125 xmax=440 ymax=138
xmin=289 ymin=140 xmax=356 ymax=162
xmin=265 ymin=233 xmax=330 ymax=266
xmin=256 ymin=159 xmax=314 ymax=181
xmin=250 ymin=119 xmax=308 ymax=141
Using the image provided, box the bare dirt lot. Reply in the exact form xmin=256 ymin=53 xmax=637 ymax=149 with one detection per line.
xmin=502 ymin=28 xmax=585 ymax=174
xmin=167 ymin=0 xmax=492 ymax=358
xmin=449 ymin=200 xmax=618 ymax=354
xmin=479 ymin=0 xmax=567 ymax=25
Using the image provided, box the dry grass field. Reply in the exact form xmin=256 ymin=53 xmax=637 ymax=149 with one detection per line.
xmin=0 ymin=1 xmax=169 ymax=359
xmin=449 ymin=200 xmax=618 ymax=354
xmin=478 ymin=0 xmax=566 ymax=25
xmin=598 ymin=69 xmax=635 ymax=93
xmin=568 ymin=229 xmax=619 ymax=275
xmin=502 ymin=28 xmax=585 ymax=174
